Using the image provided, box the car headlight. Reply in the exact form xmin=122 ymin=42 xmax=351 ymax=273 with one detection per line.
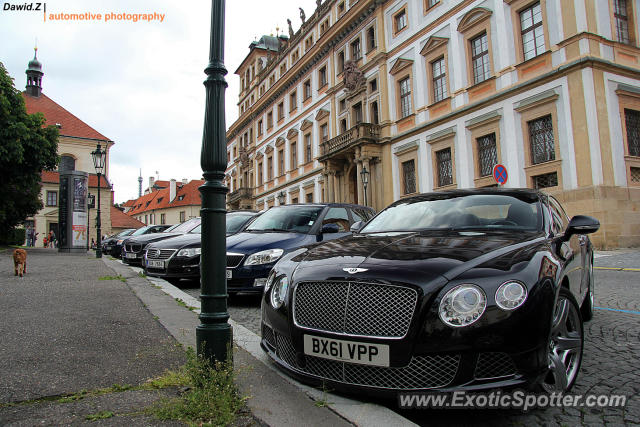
xmin=270 ymin=275 xmax=289 ymax=309
xmin=439 ymin=284 xmax=487 ymax=327
xmin=495 ymin=281 xmax=527 ymax=310
xmin=245 ymin=249 xmax=284 ymax=266
xmin=177 ymin=247 xmax=201 ymax=257
xmin=265 ymin=270 xmax=277 ymax=292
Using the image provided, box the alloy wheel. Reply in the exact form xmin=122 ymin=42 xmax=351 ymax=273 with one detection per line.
xmin=541 ymin=289 xmax=583 ymax=393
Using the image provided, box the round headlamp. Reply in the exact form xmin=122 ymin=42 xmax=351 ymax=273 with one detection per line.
xmin=270 ymin=276 xmax=289 ymax=309
xmin=495 ymin=281 xmax=527 ymax=310
xmin=439 ymin=284 xmax=487 ymax=327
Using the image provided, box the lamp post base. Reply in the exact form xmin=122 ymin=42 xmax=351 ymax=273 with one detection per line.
xmin=196 ymin=323 xmax=233 ymax=363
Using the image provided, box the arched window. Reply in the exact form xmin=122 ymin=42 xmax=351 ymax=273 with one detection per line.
xmin=59 ymin=155 xmax=76 ymax=171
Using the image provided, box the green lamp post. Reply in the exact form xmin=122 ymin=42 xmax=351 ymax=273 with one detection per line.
xmin=91 ymin=144 xmax=106 ymax=258
xmin=197 ymin=0 xmax=232 ymax=363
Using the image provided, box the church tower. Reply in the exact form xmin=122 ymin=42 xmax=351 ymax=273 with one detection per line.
xmin=138 ymin=169 xmax=143 ymax=197
xmin=25 ymin=47 xmax=43 ymax=97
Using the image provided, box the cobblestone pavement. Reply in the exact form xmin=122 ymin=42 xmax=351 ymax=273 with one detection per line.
xmin=177 ymin=250 xmax=640 ymax=426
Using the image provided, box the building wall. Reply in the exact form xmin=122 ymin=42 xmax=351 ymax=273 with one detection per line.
xmin=133 ymin=205 xmax=200 ymax=226
xmin=225 ymin=0 xmax=640 ymax=248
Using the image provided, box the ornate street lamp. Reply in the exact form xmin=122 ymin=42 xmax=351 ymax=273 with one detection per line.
xmin=360 ymin=166 xmax=369 ymax=206
xmin=91 ymin=144 xmax=106 ymax=258
xmin=277 ymin=191 xmax=286 ymax=205
xmin=198 ymin=0 xmax=232 ymax=363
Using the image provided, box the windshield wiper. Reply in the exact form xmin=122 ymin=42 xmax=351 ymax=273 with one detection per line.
xmin=253 ymin=228 xmax=294 ymax=232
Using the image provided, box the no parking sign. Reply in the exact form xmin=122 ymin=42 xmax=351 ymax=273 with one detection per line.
xmin=493 ymin=164 xmax=508 ymax=186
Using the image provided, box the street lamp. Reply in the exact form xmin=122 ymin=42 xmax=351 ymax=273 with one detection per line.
xmin=360 ymin=166 xmax=369 ymax=206
xmin=277 ymin=191 xmax=286 ymax=205
xmin=91 ymin=144 xmax=106 ymax=258
xmin=198 ymin=0 xmax=232 ymax=363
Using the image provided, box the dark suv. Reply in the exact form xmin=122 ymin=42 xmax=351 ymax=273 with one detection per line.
xmin=223 ymin=203 xmax=374 ymax=295
xmin=122 ymin=218 xmax=201 ymax=266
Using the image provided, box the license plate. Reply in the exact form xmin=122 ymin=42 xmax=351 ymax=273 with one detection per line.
xmin=303 ymin=335 xmax=389 ymax=367
xmin=147 ymin=260 xmax=164 ymax=268
xmin=226 ymin=269 xmax=232 ymax=279
xmin=125 ymin=253 xmax=137 ymax=259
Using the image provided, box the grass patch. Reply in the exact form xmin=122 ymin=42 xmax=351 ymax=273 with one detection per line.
xmin=147 ymin=347 xmax=244 ymax=426
xmin=175 ymin=298 xmax=195 ymax=312
xmin=99 ymin=275 xmax=126 ymax=283
xmin=85 ymin=410 xmax=114 ymax=421
xmin=138 ymin=271 xmax=147 ymax=278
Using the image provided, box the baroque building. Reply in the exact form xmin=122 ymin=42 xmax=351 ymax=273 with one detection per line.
xmin=225 ymin=0 xmax=640 ymax=248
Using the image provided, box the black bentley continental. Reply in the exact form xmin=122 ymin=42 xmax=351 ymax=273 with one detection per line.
xmin=260 ymin=189 xmax=600 ymax=396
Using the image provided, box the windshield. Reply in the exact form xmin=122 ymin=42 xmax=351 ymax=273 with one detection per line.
xmin=361 ymin=194 xmax=542 ymax=233
xmin=131 ymin=226 xmax=152 ymax=236
xmin=169 ymin=217 xmax=201 ymax=233
xmin=116 ymin=229 xmax=134 ymax=237
xmin=227 ymin=213 xmax=256 ymax=233
xmin=245 ymin=206 xmax=323 ymax=233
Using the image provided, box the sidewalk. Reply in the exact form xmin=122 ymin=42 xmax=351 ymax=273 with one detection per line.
xmin=0 ymin=248 xmax=410 ymax=426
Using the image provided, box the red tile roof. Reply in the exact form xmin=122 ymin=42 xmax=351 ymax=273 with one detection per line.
xmin=41 ymin=170 xmax=112 ymax=189
xmin=111 ymin=206 xmax=145 ymax=229
xmin=122 ymin=199 xmax=137 ymax=207
xmin=127 ymin=179 xmax=204 ymax=216
xmin=23 ymin=93 xmax=111 ymax=142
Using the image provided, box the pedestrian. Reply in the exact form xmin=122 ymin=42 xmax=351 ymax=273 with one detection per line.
xmin=32 ymin=231 xmax=38 ymax=247
xmin=50 ymin=230 xmax=56 ymax=248
xmin=91 ymin=238 xmax=96 ymax=249
xmin=26 ymin=226 xmax=33 ymax=247
xmin=43 ymin=236 xmax=48 ymax=247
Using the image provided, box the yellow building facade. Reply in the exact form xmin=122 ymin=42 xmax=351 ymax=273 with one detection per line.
xmin=226 ymin=0 xmax=640 ymax=248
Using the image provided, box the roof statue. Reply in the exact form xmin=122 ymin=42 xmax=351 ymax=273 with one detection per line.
xmin=299 ymin=7 xmax=306 ymax=24
xmin=287 ymin=18 xmax=294 ymax=38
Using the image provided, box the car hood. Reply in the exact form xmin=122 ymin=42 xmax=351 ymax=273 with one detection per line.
xmin=126 ymin=232 xmax=183 ymax=245
xmin=226 ymin=231 xmax=313 ymax=255
xmin=148 ymin=233 xmax=202 ymax=249
xmin=294 ymin=231 xmax=544 ymax=281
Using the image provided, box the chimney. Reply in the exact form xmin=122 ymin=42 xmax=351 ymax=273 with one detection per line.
xmin=149 ymin=176 xmax=155 ymax=192
xmin=182 ymin=178 xmax=188 ymax=185
xmin=170 ymin=179 xmax=177 ymax=202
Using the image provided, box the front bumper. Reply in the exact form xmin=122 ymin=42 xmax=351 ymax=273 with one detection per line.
xmin=225 ymin=262 xmax=274 ymax=293
xmin=145 ymin=255 xmax=200 ymax=279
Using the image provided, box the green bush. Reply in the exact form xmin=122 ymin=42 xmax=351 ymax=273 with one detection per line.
xmin=0 ymin=227 xmax=26 ymax=245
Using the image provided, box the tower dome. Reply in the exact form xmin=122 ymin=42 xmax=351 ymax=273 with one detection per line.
xmin=25 ymin=47 xmax=44 ymax=97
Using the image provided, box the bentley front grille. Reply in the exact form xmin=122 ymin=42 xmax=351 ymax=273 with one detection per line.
xmin=474 ymin=352 xmax=517 ymax=379
xmin=274 ymin=334 xmax=459 ymax=390
xmin=293 ymin=281 xmax=418 ymax=338
xmin=146 ymin=249 xmax=176 ymax=260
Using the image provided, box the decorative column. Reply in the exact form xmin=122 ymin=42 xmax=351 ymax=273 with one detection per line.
xmin=197 ymin=0 xmax=232 ymax=363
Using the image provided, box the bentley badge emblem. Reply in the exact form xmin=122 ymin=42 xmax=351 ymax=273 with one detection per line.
xmin=343 ymin=267 xmax=368 ymax=274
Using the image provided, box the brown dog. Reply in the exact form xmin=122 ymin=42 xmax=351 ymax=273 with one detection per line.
xmin=13 ymin=249 xmax=27 ymax=277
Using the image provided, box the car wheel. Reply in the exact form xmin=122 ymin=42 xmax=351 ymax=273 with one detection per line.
xmin=581 ymin=259 xmax=594 ymax=321
xmin=540 ymin=287 xmax=584 ymax=393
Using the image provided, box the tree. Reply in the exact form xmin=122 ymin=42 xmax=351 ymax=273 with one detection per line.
xmin=0 ymin=61 xmax=58 ymax=240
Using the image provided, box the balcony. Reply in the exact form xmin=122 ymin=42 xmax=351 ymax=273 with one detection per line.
xmin=320 ymin=123 xmax=380 ymax=159
xmin=227 ymin=187 xmax=253 ymax=204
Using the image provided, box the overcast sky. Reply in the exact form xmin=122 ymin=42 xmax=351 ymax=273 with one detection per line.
xmin=0 ymin=0 xmax=318 ymax=204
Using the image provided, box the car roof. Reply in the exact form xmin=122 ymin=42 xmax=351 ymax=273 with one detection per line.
xmin=268 ymin=202 xmax=374 ymax=210
xmin=396 ymin=188 xmax=543 ymax=202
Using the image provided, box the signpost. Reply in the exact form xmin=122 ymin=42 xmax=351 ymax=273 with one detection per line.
xmin=493 ymin=164 xmax=508 ymax=186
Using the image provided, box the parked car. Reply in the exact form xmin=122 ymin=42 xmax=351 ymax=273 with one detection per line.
xmin=122 ymin=218 xmax=201 ymax=266
xmin=223 ymin=203 xmax=374 ymax=295
xmin=145 ymin=210 xmax=259 ymax=281
xmin=102 ymin=228 xmax=136 ymax=256
xmin=260 ymin=189 xmax=600 ymax=395
xmin=113 ymin=224 xmax=173 ymax=258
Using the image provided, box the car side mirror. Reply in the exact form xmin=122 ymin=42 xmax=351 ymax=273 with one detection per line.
xmin=565 ymin=215 xmax=600 ymax=239
xmin=321 ymin=223 xmax=340 ymax=234
xmin=350 ymin=221 xmax=363 ymax=233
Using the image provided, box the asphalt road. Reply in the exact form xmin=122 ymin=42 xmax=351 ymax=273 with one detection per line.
xmin=180 ymin=250 xmax=640 ymax=426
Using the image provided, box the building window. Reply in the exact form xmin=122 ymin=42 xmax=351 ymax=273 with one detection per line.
xmin=366 ymin=27 xmax=376 ymax=52
xmin=267 ymin=156 xmax=273 ymax=181
xmin=179 ymin=211 xmax=185 ymax=222
xmin=145 ymin=214 xmax=148 ymax=224
xmin=290 ymin=142 xmax=297 ymax=170
xmin=319 ymin=66 xmax=328 ymax=87
xmin=399 ymin=77 xmax=412 ymax=118
xmin=402 ymin=160 xmax=416 ymax=194
xmin=394 ymin=9 xmax=407 ymax=34
xmin=338 ymin=1 xmax=345 ymax=14
xmin=290 ymin=91 xmax=297 ymax=111
xmin=305 ymin=133 xmax=312 ymax=163
xmin=520 ymin=2 xmax=545 ymax=60
xmin=258 ymin=161 xmax=264 ymax=184
xmin=427 ymin=0 xmax=439 ymax=8
xmin=280 ymin=63 xmax=287 ymax=76
xmin=337 ymin=51 xmax=345 ymax=73
xmin=278 ymin=102 xmax=284 ymax=120
xmin=436 ymin=148 xmax=453 ymax=187
xmin=625 ymin=108 xmax=640 ymax=156
xmin=304 ymin=80 xmax=312 ymax=100
xmin=267 ymin=111 xmax=273 ymax=128
xmin=305 ymin=36 xmax=313 ymax=51
xmin=320 ymin=19 xmax=329 ymax=34
xmin=477 ymin=133 xmax=498 ymax=177
xmin=257 ymin=119 xmax=263 ymax=136
xmin=46 ymin=191 xmax=57 ymax=206
xmin=351 ymin=38 xmax=361 ymax=61
xmin=353 ymin=102 xmax=363 ymax=123
xmin=340 ymin=119 xmax=347 ymax=133
xmin=278 ymin=149 xmax=285 ymax=175
xmin=292 ymin=50 xmax=300 ymax=63
xmin=161 ymin=213 xmax=166 ymax=224
xmin=431 ymin=57 xmax=447 ymax=102
xmin=371 ymin=101 xmax=379 ymax=124
xmin=339 ymin=99 xmax=346 ymax=112
xmin=614 ymin=0 xmax=630 ymax=44
xmin=532 ymin=171 xmax=558 ymax=189
xmin=369 ymin=78 xmax=377 ymax=92
xmin=306 ymin=193 xmax=314 ymax=203
xmin=528 ymin=115 xmax=555 ymax=164
xmin=471 ymin=32 xmax=491 ymax=84
xmin=269 ymin=75 xmax=275 ymax=86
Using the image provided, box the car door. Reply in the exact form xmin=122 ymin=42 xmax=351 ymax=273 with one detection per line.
xmin=549 ymin=197 xmax=583 ymax=297
xmin=320 ymin=207 xmax=353 ymax=241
